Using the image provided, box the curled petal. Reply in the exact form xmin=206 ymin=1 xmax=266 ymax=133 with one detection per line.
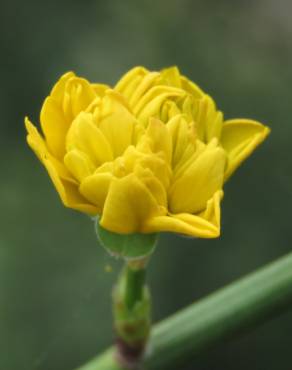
xmin=134 ymin=165 xmax=168 ymax=208
xmin=62 ymin=77 xmax=97 ymax=120
xmin=98 ymin=92 xmax=136 ymax=157
xmin=40 ymin=97 xmax=69 ymax=158
xmin=160 ymin=66 xmax=182 ymax=87
xmin=191 ymin=95 xmax=223 ymax=143
xmin=199 ymin=190 xmax=223 ymax=231
xmin=128 ymin=72 xmax=160 ymax=108
xmin=64 ymin=149 xmax=95 ymax=182
xmin=100 ymin=174 xmax=162 ymax=234
xmin=180 ymin=75 xmax=205 ymax=99
xmin=25 ymin=118 xmax=98 ymax=215
xmin=133 ymin=86 xmax=185 ymax=118
xmin=146 ymin=118 xmax=172 ymax=163
xmin=143 ymin=191 xmax=223 ymax=238
xmin=221 ymin=119 xmax=271 ymax=180
xmin=167 ymin=115 xmax=196 ymax=167
xmin=122 ymin=146 xmax=171 ymax=190
xmin=40 ymin=72 xmax=97 ymax=159
xmin=91 ymin=83 xmax=110 ymax=97
xmin=115 ymin=66 xmax=149 ymax=98
xmin=80 ymin=173 xmax=113 ymax=211
xmin=66 ymin=112 xmax=113 ymax=165
xmin=169 ymin=141 xmax=226 ymax=214
xmin=49 ymin=71 xmax=75 ymax=103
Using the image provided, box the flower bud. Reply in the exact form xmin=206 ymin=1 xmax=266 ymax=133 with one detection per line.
xmin=25 ymin=66 xmax=270 ymax=238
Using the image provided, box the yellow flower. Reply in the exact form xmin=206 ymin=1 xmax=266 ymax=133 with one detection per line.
xmin=25 ymin=67 xmax=270 ymax=238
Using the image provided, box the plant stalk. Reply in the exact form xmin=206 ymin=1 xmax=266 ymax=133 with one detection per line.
xmin=113 ymin=260 xmax=151 ymax=369
xmin=124 ymin=266 xmax=146 ymax=310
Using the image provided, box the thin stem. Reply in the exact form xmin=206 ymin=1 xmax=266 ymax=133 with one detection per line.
xmin=124 ymin=265 xmax=146 ymax=310
xmin=113 ymin=260 xmax=151 ymax=369
xmin=77 ymin=251 xmax=292 ymax=370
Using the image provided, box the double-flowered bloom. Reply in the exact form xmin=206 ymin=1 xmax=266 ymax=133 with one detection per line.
xmin=25 ymin=66 xmax=270 ymax=237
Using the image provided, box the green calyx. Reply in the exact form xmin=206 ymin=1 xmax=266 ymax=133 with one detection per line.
xmin=96 ymin=218 xmax=158 ymax=260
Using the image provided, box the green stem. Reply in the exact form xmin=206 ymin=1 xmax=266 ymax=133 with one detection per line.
xmin=113 ymin=261 xmax=151 ymax=369
xmin=124 ymin=265 xmax=146 ymax=310
xmin=77 ymin=251 xmax=292 ymax=370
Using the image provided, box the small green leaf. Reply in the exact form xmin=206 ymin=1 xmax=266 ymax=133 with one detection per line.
xmin=96 ymin=220 xmax=158 ymax=259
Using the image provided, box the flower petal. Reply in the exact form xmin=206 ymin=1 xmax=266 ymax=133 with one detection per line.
xmin=160 ymin=66 xmax=182 ymax=87
xmin=169 ymin=141 xmax=226 ymax=214
xmin=199 ymin=189 xmax=223 ymax=231
xmin=221 ymin=119 xmax=271 ymax=180
xmin=98 ymin=92 xmax=136 ymax=157
xmin=134 ymin=86 xmax=185 ymax=119
xmin=64 ymin=149 xmax=95 ymax=182
xmin=50 ymin=71 xmax=76 ymax=103
xmin=66 ymin=112 xmax=113 ymax=165
xmin=91 ymin=83 xmax=110 ymax=96
xmin=128 ymin=72 xmax=160 ymax=108
xmin=145 ymin=118 xmax=172 ymax=163
xmin=40 ymin=73 xmax=97 ymax=159
xmin=143 ymin=191 xmax=223 ymax=238
xmin=25 ymin=118 xmax=98 ymax=215
xmin=180 ymin=75 xmax=205 ymax=99
xmin=191 ymin=95 xmax=223 ymax=143
xmin=40 ymin=96 xmax=69 ymax=158
xmin=100 ymin=174 xmax=161 ymax=234
xmin=167 ymin=115 xmax=196 ymax=167
xmin=115 ymin=66 xmax=151 ymax=105
xmin=80 ymin=173 xmax=113 ymax=211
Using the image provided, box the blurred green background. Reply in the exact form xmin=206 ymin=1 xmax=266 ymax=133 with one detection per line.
xmin=1 ymin=0 xmax=292 ymax=369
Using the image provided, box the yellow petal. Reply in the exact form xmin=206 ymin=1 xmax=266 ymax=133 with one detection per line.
xmin=66 ymin=112 xmax=113 ymax=165
xmin=100 ymin=174 xmax=161 ymax=234
xmin=64 ymin=149 xmax=95 ymax=183
xmin=118 ymin=74 xmax=144 ymax=105
xmin=169 ymin=141 xmax=226 ymax=214
xmin=133 ymin=86 xmax=185 ymax=119
xmin=50 ymin=71 xmax=76 ymax=103
xmin=63 ymin=77 xmax=97 ymax=120
xmin=98 ymin=92 xmax=136 ymax=157
xmin=199 ymin=190 xmax=223 ymax=231
xmin=25 ymin=118 xmax=98 ymax=215
xmin=180 ymin=75 xmax=205 ymax=99
xmin=146 ymin=118 xmax=172 ymax=163
xmin=40 ymin=97 xmax=69 ymax=158
xmin=143 ymin=190 xmax=223 ymax=238
xmin=40 ymin=73 xmax=97 ymax=159
xmin=128 ymin=72 xmax=160 ymax=108
xmin=91 ymin=83 xmax=110 ymax=97
xmin=122 ymin=146 xmax=171 ymax=190
xmin=160 ymin=66 xmax=182 ymax=87
xmin=160 ymin=100 xmax=181 ymax=122
xmin=203 ymin=95 xmax=223 ymax=142
xmin=25 ymin=118 xmax=75 ymax=183
xmin=167 ymin=115 xmax=195 ymax=167
xmin=192 ymin=95 xmax=222 ymax=143
xmin=80 ymin=173 xmax=113 ymax=211
xmin=134 ymin=165 xmax=167 ymax=208
xmin=143 ymin=215 xmax=217 ymax=237
xmin=221 ymin=119 xmax=270 ymax=180
xmin=115 ymin=66 xmax=149 ymax=94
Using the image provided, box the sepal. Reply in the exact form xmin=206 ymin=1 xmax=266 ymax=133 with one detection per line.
xmin=96 ymin=217 xmax=158 ymax=260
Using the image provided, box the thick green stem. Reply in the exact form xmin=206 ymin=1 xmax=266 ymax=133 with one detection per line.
xmin=77 ymin=251 xmax=292 ymax=370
